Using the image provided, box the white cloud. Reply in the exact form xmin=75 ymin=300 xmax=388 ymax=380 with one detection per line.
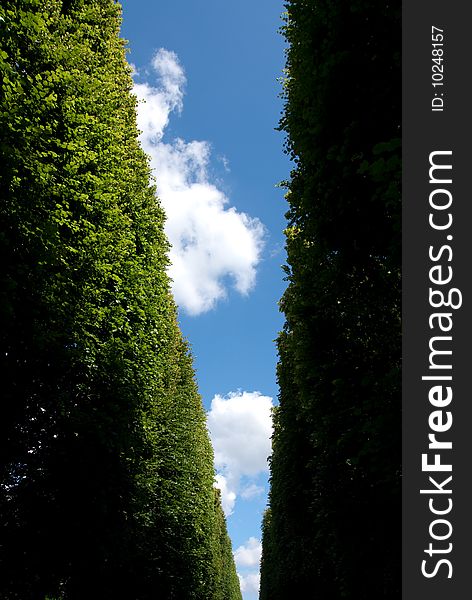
xmin=238 ymin=572 xmax=261 ymax=594
xmin=234 ymin=537 xmax=262 ymax=568
xmin=218 ymin=154 xmax=231 ymax=172
xmin=208 ymin=391 xmax=273 ymax=477
xmin=133 ymin=49 xmax=265 ymax=315
xmin=241 ymin=483 xmax=265 ymax=500
xmin=134 ymin=49 xmax=185 ymax=143
xmin=214 ymin=473 xmax=237 ymax=516
xmin=208 ymin=390 xmax=273 ymax=515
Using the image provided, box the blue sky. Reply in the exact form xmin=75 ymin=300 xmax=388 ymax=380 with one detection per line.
xmin=121 ymin=1 xmax=289 ymax=597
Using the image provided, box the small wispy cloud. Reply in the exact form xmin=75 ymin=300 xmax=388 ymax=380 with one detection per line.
xmin=133 ymin=49 xmax=265 ymax=315
xmin=241 ymin=483 xmax=265 ymax=500
xmin=217 ymin=154 xmax=231 ymax=172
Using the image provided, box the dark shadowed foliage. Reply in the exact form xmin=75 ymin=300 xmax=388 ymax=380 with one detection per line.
xmin=260 ymin=1 xmax=401 ymax=598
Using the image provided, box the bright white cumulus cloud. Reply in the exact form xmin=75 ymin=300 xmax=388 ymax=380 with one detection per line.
xmin=238 ymin=572 xmax=261 ymax=595
xmin=207 ymin=391 xmax=273 ymax=515
xmin=234 ymin=537 xmax=262 ymax=598
xmin=133 ymin=49 xmax=265 ymax=315
xmin=234 ymin=537 xmax=262 ymax=568
xmin=214 ymin=473 xmax=237 ymax=516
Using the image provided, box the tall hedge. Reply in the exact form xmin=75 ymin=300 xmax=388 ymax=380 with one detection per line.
xmin=211 ymin=490 xmax=244 ymax=600
xmin=0 ymin=1 xmax=238 ymax=598
xmin=260 ymin=1 xmax=401 ymax=598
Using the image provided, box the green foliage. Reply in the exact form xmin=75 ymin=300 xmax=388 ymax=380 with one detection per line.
xmin=259 ymin=509 xmax=275 ymax=600
xmin=0 ymin=1 xmax=239 ymax=598
xmin=211 ymin=490 xmax=243 ymax=600
xmin=260 ymin=1 xmax=401 ymax=598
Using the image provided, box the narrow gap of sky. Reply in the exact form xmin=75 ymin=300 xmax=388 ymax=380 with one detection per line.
xmin=120 ymin=2 xmax=290 ymax=598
